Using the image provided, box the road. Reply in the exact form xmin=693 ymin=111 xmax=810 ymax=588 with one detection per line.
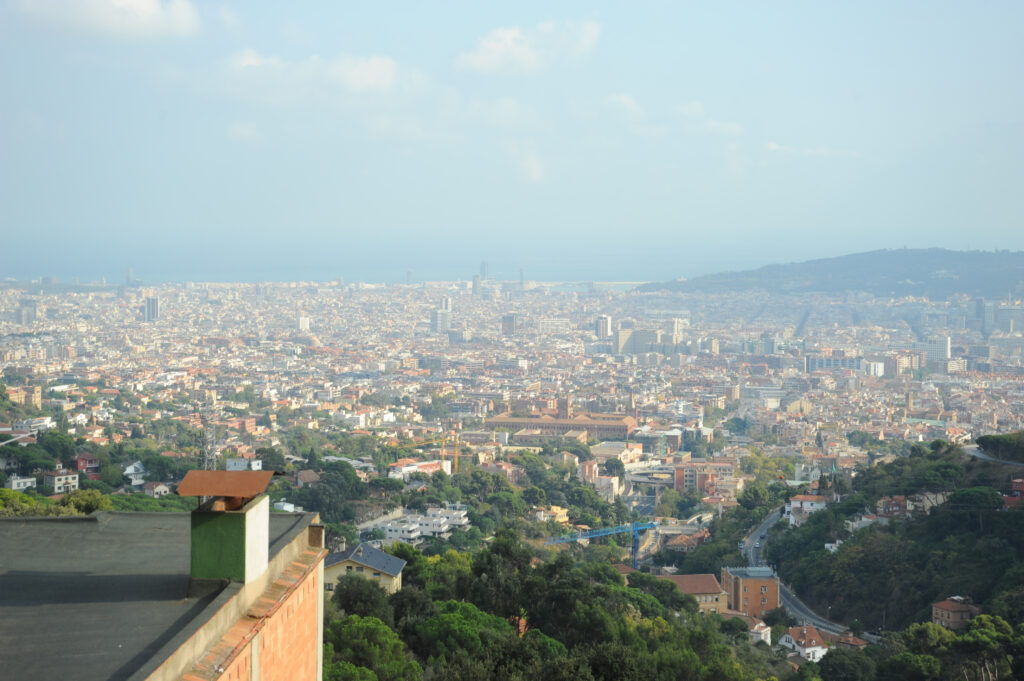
xmin=745 ymin=506 xmax=880 ymax=642
xmin=963 ymin=444 xmax=1024 ymax=468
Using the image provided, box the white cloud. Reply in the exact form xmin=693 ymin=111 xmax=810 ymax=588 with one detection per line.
xmin=508 ymin=144 xmax=545 ymax=182
xmin=16 ymin=0 xmax=200 ymax=39
xmin=457 ymin=20 xmax=602 ymax=74
xmin=678 ymin=101 xmax=704 ymax=117
xmin=574 ymin=20 xmax=603 ymax=54
xmin=330 ymin=56 xmax=397 ymax=93
xmin=707 ymin=119 xmax=744 ymax=137
xmin=230 ymin=49 xmax=280 ymax=70
xmin=765 ymin=141 xmax=792 ymax=153
xmin=607 ymin=93 xmax=641 ymax=116
xmin=218 ymin=6 xmax=239 ymax=30
xmin=227 ymin=122 xmax=261 ymax=142
xmin=228 ymin=49 xmax=396 ymax=94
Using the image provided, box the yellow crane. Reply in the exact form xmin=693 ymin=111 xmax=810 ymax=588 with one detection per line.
xmin=412 ymin=431 xmax=465 ymax=474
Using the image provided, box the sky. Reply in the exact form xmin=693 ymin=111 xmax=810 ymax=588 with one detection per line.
xmin=1 ymin=1 xmax=1023 ymax=284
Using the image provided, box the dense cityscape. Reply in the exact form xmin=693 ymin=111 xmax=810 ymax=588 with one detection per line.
xmin=4 ymin=2 xmax=1024 ymax=679
xmin=3 ymin=263 xmax=1024 ymax=680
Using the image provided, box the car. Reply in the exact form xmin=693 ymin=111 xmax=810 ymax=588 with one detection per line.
xmin=760 ymin=533 xmax=766 ymax=539
xmin=754 ymin=542 xmax=761 ymax=549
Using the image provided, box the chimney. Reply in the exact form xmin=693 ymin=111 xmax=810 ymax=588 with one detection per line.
xmin=177 ymin=470 xmax=275 ymax=585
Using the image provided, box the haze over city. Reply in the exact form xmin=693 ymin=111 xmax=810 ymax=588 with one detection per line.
xmin=2 ymin=1 xmax=1024 ymax=283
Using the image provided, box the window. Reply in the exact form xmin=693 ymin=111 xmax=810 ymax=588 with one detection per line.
xmin=761 ymin=585 xmax=768 ymax=593
xmin=373 ymin=572 xmax=381 ymax=577
xmin=325 ymin=583 xmax=334 ymax=591
xmin=356 ymin=567 xmax=364 ymax=572
xmin=346 ymin=566 xmax=353 ymax=572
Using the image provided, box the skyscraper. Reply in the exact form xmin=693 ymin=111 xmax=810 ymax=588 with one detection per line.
xmin=143 ymin=296 xmax=160 ymax=322
xmin=431 ymin=308 xmax=451 ymax=333
xmin=480 ymin=261 xmax=489 ymax=280
xmin=595 ymin=315 xmax=613 ymax=338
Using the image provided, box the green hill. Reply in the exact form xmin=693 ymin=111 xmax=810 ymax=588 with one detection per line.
xmin=639 ymin=248 xmax=1024 ymax=299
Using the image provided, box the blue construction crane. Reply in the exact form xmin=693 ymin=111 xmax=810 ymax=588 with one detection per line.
xmin=544 ymin=521 xmax=658 ymax=569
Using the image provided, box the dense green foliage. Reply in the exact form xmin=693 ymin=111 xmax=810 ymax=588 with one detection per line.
xmin=324 ymin=532 xmax=788 ymax=681
xmin=976 ymin=432 xmax=1024 ymax=463
xmin=768 ymin=443 xmax=1024 ymax=631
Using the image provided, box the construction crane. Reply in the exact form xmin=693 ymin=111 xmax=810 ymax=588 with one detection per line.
xmin=545 ymin=521 xmax=658 ymax=569
xmin=411 ymin=431 xmax=464 ymax=474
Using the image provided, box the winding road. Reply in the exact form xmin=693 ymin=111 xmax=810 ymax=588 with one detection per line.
xmin=963 ymin=444 xmax=1024 ymax=468
xmin=744 ymin=506 xmax=879 ymax=642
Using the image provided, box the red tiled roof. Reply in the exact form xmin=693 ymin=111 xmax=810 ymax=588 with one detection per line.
xmin=177 ymin=470 xmax=274 ymax=498
xmin=662 ymin=573 xmax=724 ymax=595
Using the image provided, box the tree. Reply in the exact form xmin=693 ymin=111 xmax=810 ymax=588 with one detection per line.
xmin=325 ymin=615 xmax=422 ymax=681
xmin=818 ymin=648 xmax=876 ymax=681
xmin=468 ymin=530 xmax=532 ymax=629
xmin=37 ymin=431 xmax=76 ymax=467
xmin=600 ymin=459 xmax=625 ymax=480
xmin=332 ymin=575 xmax=394 ymax=626
xmin=57 ymin=489 xmax=112 ymax=515
xmin=408 ymin=600 xmax=513 ymax=661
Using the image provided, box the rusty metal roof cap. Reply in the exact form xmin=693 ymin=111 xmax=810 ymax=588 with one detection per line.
xmin=177 ymin=470 xmax=274 ymax=498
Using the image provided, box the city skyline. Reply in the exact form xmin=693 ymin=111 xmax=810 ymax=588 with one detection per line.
xmin=2 ymin=2 xmax=1023 ymax=283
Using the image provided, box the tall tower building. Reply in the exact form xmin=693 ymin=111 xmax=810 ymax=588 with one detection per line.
xmin=143 ymin=296 xmax=160 ymax=322
xmin=501 ymin=313 xmax=523 ymax=336
xmin=595 ymin=315 xmax=613 ymax=338
xmin=431 ymin=308 xmax=451 ymax=333
xmin=480 ymin=261 xmax=489 ymax=280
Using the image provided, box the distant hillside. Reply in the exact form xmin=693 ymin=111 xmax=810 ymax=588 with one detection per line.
xmin=639 ymin=249 xmax=1024 ymax=299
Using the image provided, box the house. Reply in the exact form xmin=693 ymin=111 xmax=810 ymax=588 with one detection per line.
xmin=123 ymin=460 xmax=147 ymax=486
xmin=535 ymin=505 xmax=570 ymax=524
xmin=933 ymin=596 xmax=980 ymax=631
xmin=720 ymin=566 xmax=780 ymax=618
xmin=295 ymin=469 xmax=320 ymax=488
xmin=722 ymin=612 xmax=771 ymax=643
xmin=784 ymin=494 xmax=829 ymax=526
xmin=226 ymin=457 xmax=263 ymax=471
xmin=664 ymin=527 xmax=711 ymax=553
xmin=324 ymin=542 xmax=407 ymax=594
xmin=4 ymin=474 xmax=37 ymax=492
xmin=660 ymin=573 xmax=728 ymax=615
xmin=780 ymin=626 xmax=829 ymax=662
xmin=43 ymin=467 xmax=79 ymax=494
xmin=143 ymin=482 xmax=170 ymax=498
xmin=74 ymin=452 xmax=102 ymax=480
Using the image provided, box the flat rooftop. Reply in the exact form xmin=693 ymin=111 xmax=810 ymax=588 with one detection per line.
xmin=0 ymin=510 xmax=317 ymax=681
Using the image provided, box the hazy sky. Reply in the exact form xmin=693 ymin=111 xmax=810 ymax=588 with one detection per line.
xmin=2 ymin=1 xmax=1022 ymax=284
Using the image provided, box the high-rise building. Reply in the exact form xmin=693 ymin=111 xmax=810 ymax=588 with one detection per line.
xmin=431 ymin=308 xmax=451 ymax=333
xmin=924 ymin=336 xmax=951 ymax=362
xmin=501 ymin=313 xmax=523 ymax=336
xmin=17 ymin=301 xmax=38 ymax=325
xmin=480 ymin=261 xmax=489 ymax=280
xmin=595 ymin=315 xmax=613 ymax=338
xmin=298 ymin=316 xmax=311 ymax=332
xmin=143 ymin=296 xmax=160 ymax=322
xmin=440 ymin=296 xmax=453 ymax=312
xmin=472 ymin=275 xmax=482 ymax=296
